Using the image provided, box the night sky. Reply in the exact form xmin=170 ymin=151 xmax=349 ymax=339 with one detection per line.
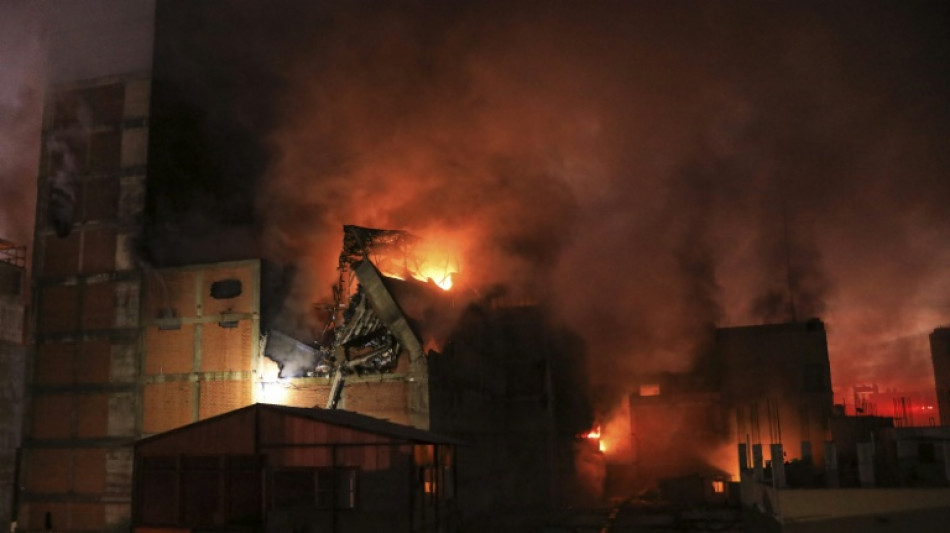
xmin=2 ymin=0 xmax=950 ymax=410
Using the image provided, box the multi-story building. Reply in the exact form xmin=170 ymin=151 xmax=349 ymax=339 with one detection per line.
xmin=18 ymin=4 xmax=590 ymax=532
xmin=0 ymin=239 xmax=26 ymax=528
xmin=628 ymin=319 xmax=834 ymax=490
xmin=930 ymin=327 xmax=950 ymax=426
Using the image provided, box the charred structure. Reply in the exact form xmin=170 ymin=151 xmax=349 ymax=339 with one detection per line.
xmin=261 ymin=225 xmax=591 ymax=530
xmin=626 ymin=320 xmax=834 ymax=493
xmin=930 ymin=328 xmax=950 ymax=427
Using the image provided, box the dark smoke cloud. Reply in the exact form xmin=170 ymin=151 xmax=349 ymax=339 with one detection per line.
xmin=0 ymin=1 xmax=45 ymax=248
xmin=148 ymin=1 xmax=950 ymax=405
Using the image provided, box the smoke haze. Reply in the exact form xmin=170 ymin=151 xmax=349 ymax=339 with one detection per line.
xmin=4 ymin=0 xmax=949 ymax=409
xmin=0 ymin=1 xmax=45 ymax=248
xmin=246 ymin=1 xmax=950 ymax=405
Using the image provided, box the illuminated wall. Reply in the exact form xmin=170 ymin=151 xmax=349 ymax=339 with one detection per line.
xmin=21 ymin=76 xmax=151 ymax=532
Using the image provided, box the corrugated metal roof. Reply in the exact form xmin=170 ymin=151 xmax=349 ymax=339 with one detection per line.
xmin=259 ymin=404 xmax=464 ymax=445
xmin=135 ymin=403 xmax=464 ymax=447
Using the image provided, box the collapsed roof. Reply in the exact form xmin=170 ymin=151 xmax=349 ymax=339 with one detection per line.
xmin=263 ymin=226 xmax=452 ymax=394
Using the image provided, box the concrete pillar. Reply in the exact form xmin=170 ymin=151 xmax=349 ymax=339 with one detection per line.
xmin=857 ymin=442 xmax=875 ymax=487
xmin=752 ymin=444 xmax=763 ymax=481
xmin=943 ymin=442 xmax=950 ymax=484
xmin=801 ymin=440 xmax=813 ymax=463
xmin=824 ymin=441 xmax=839 ymax=488
xmin=770 ymin=443 xmax=786 ymax=489
xmin=897 ymin=439 xmax=916 ymax=485
xmin=738 ymin=443 xmax=749 ymax=471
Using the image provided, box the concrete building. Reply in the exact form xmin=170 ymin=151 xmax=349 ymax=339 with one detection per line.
xmin=627 ymin=319 xmax=834 ymax=493
xmin=0 ymin=239 xmax=26 ymax=528
xmin=929 ymin=327 xmax=950 ymax=426
xmin=739 ymin=423 xmax=950 ymax=532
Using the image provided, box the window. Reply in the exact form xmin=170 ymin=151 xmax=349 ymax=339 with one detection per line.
xmin=414 ymin=445 xmax=454 ymax=505
xmin=640 ymin=384 xmax=661 ymax=397
xmin=711 ymin=480 xmax=725 ymax=493
xmin=422 ymin=466 xmax=438 ymax=498
xmin=210 ymin=279 xmax=242 ymax=299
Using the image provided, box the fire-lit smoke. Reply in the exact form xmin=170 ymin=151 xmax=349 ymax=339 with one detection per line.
xmin=0 ymin=1 xmax=45 ymax=247
xmin=137 ymin=2 xmax=950 ymax=415
xmin=250 ymin=0 xmax=950 ymax=409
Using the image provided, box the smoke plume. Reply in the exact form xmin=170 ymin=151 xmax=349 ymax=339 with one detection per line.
xmin=147 ymin=1 xmax=950 ymax=408
xmin=0 ymin=1 xmax=45 ymax=248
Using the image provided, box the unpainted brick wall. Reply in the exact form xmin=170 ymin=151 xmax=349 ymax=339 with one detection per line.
xmin=143 ymin=381 xmax=192 ymax=434
xmin=26 ymin=448 xmax=70 ymax=493
xmin=34 ymin=342 xmax=76 ymax=385
xmin=341 ymin=382 xmax=410 ymax=426
xmin=198 ymin=380 xmax=253 ymax=420
xmin=31 ymin=393 xmax=74 ymax=439
xmin=200 ymin=320 xmax=253 ymax=372
xmin=42 ymin=233 xmax=80 ymax=277
xmin=142 ymin=270 xmax=198 ymax=319
xmin=81 ymin=227 xmax=118 ymax=274
xmin=82 ymin=281 xmax=117 ymax=330
xmin=76 ymin=393 xmax=110 ymax=438
xmin=38 ymin=285 xmax=80 ymax=333
xmin=144 ymin=325 xmax=195 ymax=375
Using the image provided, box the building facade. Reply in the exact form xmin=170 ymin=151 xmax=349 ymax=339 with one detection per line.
xmin=627 ymin=319 xmax=835 ymax=491
xmin=929 ymin=327 xmax=950 ymax=426
xmin=0 ymin=240 xmax=26 ymax=528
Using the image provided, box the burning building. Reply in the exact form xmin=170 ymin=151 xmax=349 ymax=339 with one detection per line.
xmin=625 ymin=319 xmax=834 ymax=495
xmin=930 ymin=328 xmax=950 ymax=427
xmin=258 ymin=225 xmax=591 ymax=529
xmin=18 ymin=67 xmax=588 ymax=530
xmin=14 ymin=1 xmax=950 ymax=531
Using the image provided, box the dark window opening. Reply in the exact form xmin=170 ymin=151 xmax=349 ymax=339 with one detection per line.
xmin=210 ymin=279 xmax=242 ymax=299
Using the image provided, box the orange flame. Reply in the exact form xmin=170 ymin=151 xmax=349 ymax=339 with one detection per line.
xmin=581 ymin=425 xmax=606 ymax=453
xmin=373 ymin=232 xmax=461 ymax=291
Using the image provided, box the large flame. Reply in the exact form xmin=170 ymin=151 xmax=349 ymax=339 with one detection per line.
xmin=373 ymin=231 xmax=462 ymax=291
xmin=581 ymin=425 xmax=606 ymax=453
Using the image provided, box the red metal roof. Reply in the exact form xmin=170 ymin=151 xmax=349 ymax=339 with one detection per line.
xmin=135 ymin=402 xmax=464 ymax=447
